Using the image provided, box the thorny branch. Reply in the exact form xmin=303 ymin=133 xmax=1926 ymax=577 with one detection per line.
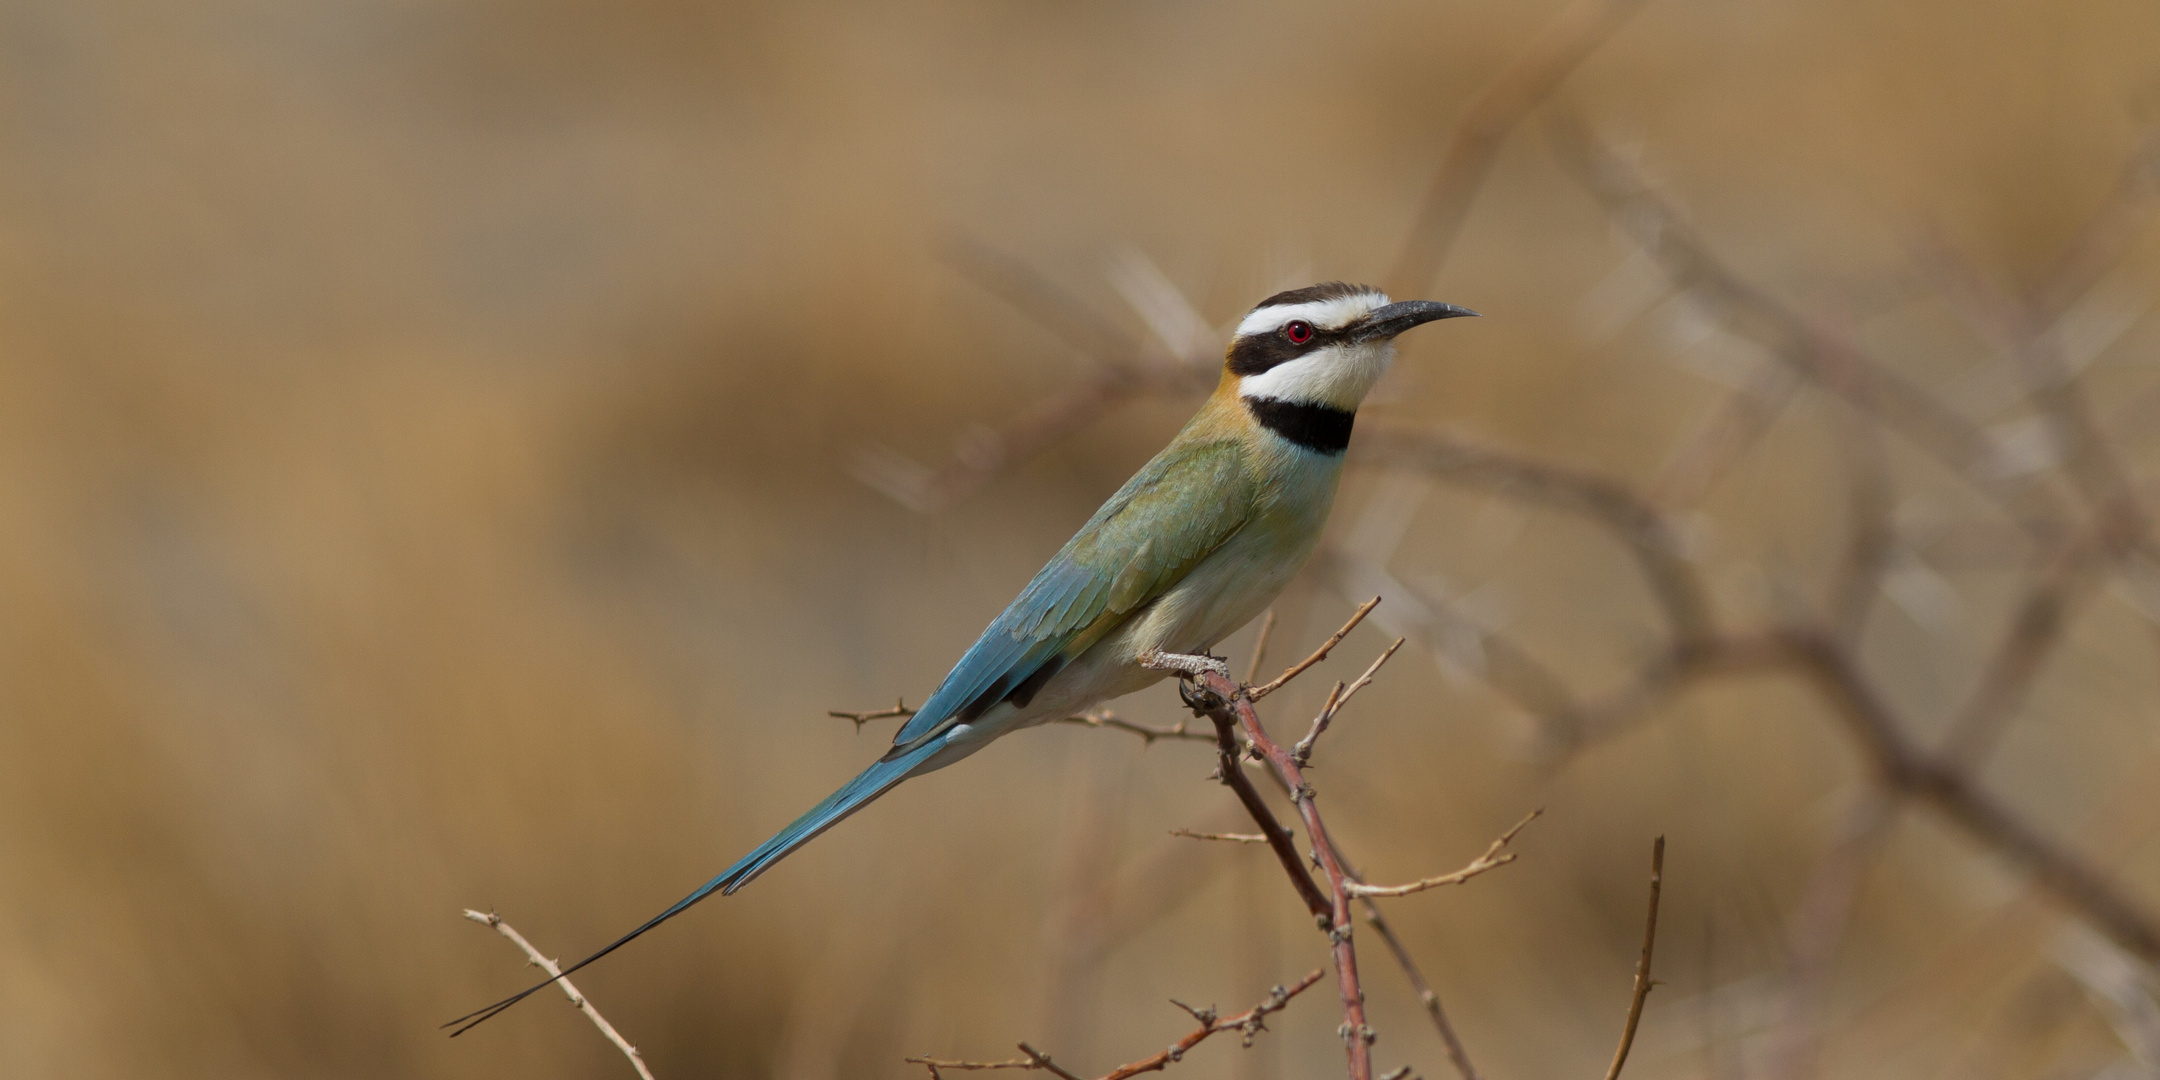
xmin=1345 ymin=810 xmax=1540 ymax=900
xmin=1294 ymin=637 xmax=1407 ymax=767
xmin=460 ymin=910 xmax=656 ymax=1080
xmin=905 ymin=969 xmax=1326 ymax=1080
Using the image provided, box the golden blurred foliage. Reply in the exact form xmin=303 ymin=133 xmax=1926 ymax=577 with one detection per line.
xmin=3 ymin=1 xmax=2160 ymax=1078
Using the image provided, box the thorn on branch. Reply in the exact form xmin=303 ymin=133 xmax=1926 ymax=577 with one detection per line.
xmin=908 ymin=970 xmax=1324 ymax=1080
xmin=1251 ymin=597 xmax=1382 ymax=700
xmin=1293 ymin=637 xmax=1407 ymax=766
xmin=1345 ymin=810 xmax=1540 ymax=899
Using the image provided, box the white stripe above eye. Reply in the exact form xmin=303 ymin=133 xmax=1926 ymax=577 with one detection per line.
xmin=1234 ymin=292 xmax=1390 ymax=339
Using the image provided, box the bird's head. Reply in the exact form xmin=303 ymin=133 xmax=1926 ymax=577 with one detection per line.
xmin=1224 ymin=282 xmax=1476 ymax=413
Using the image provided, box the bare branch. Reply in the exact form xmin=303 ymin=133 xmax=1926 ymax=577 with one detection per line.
xmin=1097 ymin=969 xmax=1326 ymax=1080
xmin=460 ymin=910 xmax=656 ymax=1080
xmin=906 ymin=972 xmax=1323 ymax=1080
xmin=1251 ymin=597 xmax=1383 ymax=700
xmin=1294 ymin=638 xmax=1407 ymax=766
xmin=1187 ymin=683 xmax=1331 ymax=920
xmin=1345 ymin=809 xmax=1540 ymax=899
xmin=1059 ymin=710 xmax=1215 ymax=745
xmin=1601 ymin=836 xmax=1664 ymax=1080
xmin=1185 ymin=668 xmax=1382 ymax=1080
xmin=1169 ymin=828 xmax=1268 ymax=844
xmin=828 ymin=698 xmax=917 ymax=732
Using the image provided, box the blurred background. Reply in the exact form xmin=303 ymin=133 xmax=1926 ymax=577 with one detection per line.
xmin=5 ymin=0 xmax=2160 ymax=1077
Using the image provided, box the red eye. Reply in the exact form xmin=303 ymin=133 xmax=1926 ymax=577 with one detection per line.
xmin=1283 ymin=320 xmax=1314 ymax=344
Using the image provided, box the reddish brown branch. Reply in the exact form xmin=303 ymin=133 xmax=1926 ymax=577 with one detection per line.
xmin=1191 ymin=668 xmax=1379 ymax=1080
xmin=1192 ymin=688 xmax=1331 ymax=919
xmin=1098 ymin=969 xmax=1326 ymax=1080
xmin=906 ymin=971 xmax=1323 ymax=1080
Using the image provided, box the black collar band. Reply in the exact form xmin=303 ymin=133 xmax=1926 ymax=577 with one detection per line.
xmin=1244 ymin=396 xmax=1354 ymax=455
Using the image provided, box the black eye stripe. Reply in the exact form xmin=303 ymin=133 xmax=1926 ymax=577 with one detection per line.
xmin=1226 ymin=321 xmax=1352 ymax=376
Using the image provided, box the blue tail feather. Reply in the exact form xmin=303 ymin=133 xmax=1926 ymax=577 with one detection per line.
xmin=444 ymin=739 xmax=939 ymax=1036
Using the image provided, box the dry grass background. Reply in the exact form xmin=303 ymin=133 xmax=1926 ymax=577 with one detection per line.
xmin=4 ymin=1 xmax=2160 ymax=1077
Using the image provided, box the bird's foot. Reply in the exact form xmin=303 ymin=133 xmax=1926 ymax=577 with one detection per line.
xmin=1139 ymin=649 xmax=1232 ymax=681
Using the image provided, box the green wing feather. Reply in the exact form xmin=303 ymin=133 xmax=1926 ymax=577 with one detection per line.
xmin=888 ymin=438 xmax=1256 ymax=750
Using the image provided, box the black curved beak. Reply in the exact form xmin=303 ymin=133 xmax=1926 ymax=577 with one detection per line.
xmin=1352 ymin=300 xmax=1479 ymax=342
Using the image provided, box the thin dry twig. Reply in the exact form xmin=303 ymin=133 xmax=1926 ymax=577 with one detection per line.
xmin=1252 ymin=597 xmax=1383 ymax=700
xmin=1294 ymin=638 xmax=1407 ymax=766
xmin=828 ymin=698 xmax=917 ymax=731
xmin=1058 ymin=711 xmax=1214 ymax=745
xmin=1601 ymin=836 xmax=1665 ymax=1080
xmin=906 ymin=1043 xmax=1084 ymax=1080
xmin=1345 ymin=810 xmax=1540 ymax=899
xmin=461 ymin=910 xmax=656 ymax=1080
xmin=1098 ymin=969 xmax=1326 ymax=1080
xmin=1169 ymin=828 xmax=1268 ymax=844
xmin=906 ymin=971 xmax=1324 ymax=1080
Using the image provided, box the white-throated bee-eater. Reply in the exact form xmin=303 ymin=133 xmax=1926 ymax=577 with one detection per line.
xmin=449 ymin=282 xmax=1474 ymax=1034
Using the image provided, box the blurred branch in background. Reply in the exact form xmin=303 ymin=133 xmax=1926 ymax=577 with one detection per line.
xmin=460 ymin=911 xmax=656 ymax=1080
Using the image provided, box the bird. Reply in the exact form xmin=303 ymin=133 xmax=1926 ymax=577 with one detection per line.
xmin=446 ymin=281 xmax=1474 ymax=1035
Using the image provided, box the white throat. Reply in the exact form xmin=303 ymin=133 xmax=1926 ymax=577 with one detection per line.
xmin=1237 ymin=339 xmax=1397 ymax=412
